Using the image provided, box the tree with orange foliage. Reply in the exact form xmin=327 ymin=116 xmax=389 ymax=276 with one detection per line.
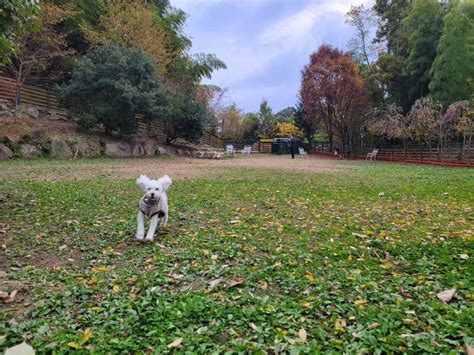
xmin=7 ymin=3 xmax=75 ymax=116
xmin=300 ymin=45 xmax=370 ymax=154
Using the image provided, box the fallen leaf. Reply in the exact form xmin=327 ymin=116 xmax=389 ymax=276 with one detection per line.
xmin=354 ymin=299 xmax=367 ymax=306
xmin=209 ymin=278 xmax=222 ymax=288
xmin=459 ymin=254 xmax=469 ymax=260
xmin=378 ymin=192 xmax=385 ymax=197
xmin=5 ymin=342 xmax=35 ymax=355
xmin=82 ymin=328 xmax=92 ymax=343
xmin=436 ymin=288 xmax=456 ymax=302
xmin=112 ymin=285 xmax=120 ymax=292
xmin=167 ymin=337 xmax=183 ymax=348
xmin=2 ymin=290 xmax=18 ymax=304
xmin=298 ymin=328 xmax=307 ymax=343
xmin=168 ymin=273 xmax=184 ymax=280
xmin=227 ymin=277 xmax=244 ymax=288
xmin=369 ymin=322 xmax=380 ymax=329
xmin=67 ymin=342 xmax=81 ymax=349
xmin=352 ymin=232 xmax=368 ymax=238
xmin=249 ymin=322 xmax=258 ymax=331
xmin=45 ymin=341 xmax=59 ymax=348
xmin=87 ymin=277 xmax=97 ymax=285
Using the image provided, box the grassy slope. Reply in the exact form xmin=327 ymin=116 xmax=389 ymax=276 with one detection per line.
xmin=0 ymin=160 xmax=473 ymax=353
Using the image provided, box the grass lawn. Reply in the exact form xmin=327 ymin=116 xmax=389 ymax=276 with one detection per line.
xmin=1 ymin=157 xmax=473 ymax=353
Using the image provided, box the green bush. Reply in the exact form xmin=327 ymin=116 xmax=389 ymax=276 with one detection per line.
xmin=59 ymin=44 xmax=169 ymax=135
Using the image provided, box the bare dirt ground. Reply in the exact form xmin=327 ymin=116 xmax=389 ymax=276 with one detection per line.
xmin=0 ymin=155 xmax=348 ymax=181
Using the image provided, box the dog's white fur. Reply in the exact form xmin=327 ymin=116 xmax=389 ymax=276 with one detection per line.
xmin=136 ymin=174 xmax=172 ymax=241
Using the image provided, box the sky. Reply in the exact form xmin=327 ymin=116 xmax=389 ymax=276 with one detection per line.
xmin=170 ymin=0 xmax=370 ymax=113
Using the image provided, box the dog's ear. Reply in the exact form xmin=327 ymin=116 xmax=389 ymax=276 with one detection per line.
xmin=136 ymin=175 xmax=150 ymax=192
xmin=158 ymin=175 xmax=172 ymax=191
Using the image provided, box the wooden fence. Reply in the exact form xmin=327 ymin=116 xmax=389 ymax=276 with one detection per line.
xmin=0 ymin=76 xmax=227 ymax=149
xmin=0 ymin=76 xmax=67 ymax=117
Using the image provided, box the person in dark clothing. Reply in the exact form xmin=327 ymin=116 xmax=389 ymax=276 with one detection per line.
xmin=288 ymin=136 xmax=295 ymax=159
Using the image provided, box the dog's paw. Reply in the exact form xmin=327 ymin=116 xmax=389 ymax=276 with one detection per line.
xmin=136 ymin=233 xmax=144 ymax=240
xmin=145 ymin=236 xmax=154 ymax=242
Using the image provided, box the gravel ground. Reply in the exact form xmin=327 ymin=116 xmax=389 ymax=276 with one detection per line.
xmin=0 ymin=154 xmax=349 ymax=181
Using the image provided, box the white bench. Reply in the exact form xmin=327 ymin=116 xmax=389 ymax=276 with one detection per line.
xmin=241 ymin=145 xmax=251 ymax=157
xmin=298 ymin=147 xmax=308 ymax=157
xmin=366 ymin=149 xmax=379 ymax=160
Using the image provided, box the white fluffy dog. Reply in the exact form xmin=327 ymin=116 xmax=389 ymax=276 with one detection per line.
xmin=135 ymin=175 xmax=172 ymax=241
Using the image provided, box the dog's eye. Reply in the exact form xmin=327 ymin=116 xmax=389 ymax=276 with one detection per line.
xmin=147 ymin=188 xmax=151 ymax=191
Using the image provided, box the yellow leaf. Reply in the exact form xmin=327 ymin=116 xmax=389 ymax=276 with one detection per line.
xmin=112 ymin=285 xmax=120 ymax=292
xmin=370 ymin=322 xmax=380 ymax=329
xmin=305 ymin=271 xmax=314 ymax=282
xmin=348 ymin=255 xmax=353 ymax=261
xmin=300 ymin=300 xmax=311 ymax=308
xmin=354 ymin=300 xmax=368 ymax=306
xmin=261 ymin=281 xmax=268 ymax=290
xmin=87 ymin=277 xmax=98 ymax=285
xmin=68 ymin=342 xmax=81 ymax=349
xmin=90 ymin=306 xmax=103 ymax=312
xmin=335 ymin=319 xmax=346 ymax=332
xmin=82 ymin=328 xmax=92 ymax=343
xmin=91 ymin=266 xmax=108 ymax=273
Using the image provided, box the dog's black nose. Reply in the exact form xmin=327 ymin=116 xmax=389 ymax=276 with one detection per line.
xmin=151 ymin=193 xmax=155 ymax=197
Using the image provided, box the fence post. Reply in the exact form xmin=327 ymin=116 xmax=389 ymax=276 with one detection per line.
xmin=420 ymin=146 xmax=423 ymax=162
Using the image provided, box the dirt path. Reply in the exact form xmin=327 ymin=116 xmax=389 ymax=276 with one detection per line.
xmin=0 ymin=155 xmax=348 ymax=181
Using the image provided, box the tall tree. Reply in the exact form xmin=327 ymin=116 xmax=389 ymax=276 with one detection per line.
xmin=256 ymin=99 xmax=277 ymax=137
xmin=372 ymin=0 xmax=413 ymax=111
xmin=7 ymin=3 xmax=75 ymax=115
xmin=242 ymin=112 xmax=260 ymax=144
xmin=300 ymin=45 xmax=370 ymax=153
xmin=0 ymin=0 xmax=39 ymax=67
xmin=220 ymin=104 xmax=243 ymax=142
xmin=430 ymin=0 xmax=474 ymax=107
xmin=402 ymin=0 xmax=444 ymax=107
xmin=85 ymin=1 xmax=173 ymax=76
xmin=294 ymin=98 xmax=316 ymax=147
xmin=345 ymin=4 xmax=377 ymax=66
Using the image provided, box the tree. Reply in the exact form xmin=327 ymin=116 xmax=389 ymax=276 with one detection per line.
xmin=219 ymin=104 xmax=243 ymax=142
xmin=452 ymin=101 xmax=473 ymax=160
xmin=294 ymin=98 xmax=316 ymax=147
xmin=242 ymin=112 xmax=260 ymax=144
xmin=408 ymin=97 xmax=440 ymax=149
xmin=85 ymin=1 xmax=173 ymax=76
xmin=276 ymin=122 xmax=302 ymax=138
xmin=59 ymin=45 xmax=169 ymax=135
xmin=164 ymin=89 xmax=207 ymax=144
xmin=402 ymin=0 xmax=444 ymax=107
xmin=0 ymin=0 xmax=39 ymax=67
xmin=7 ymin=3 xmax=75 ymax=116
xmin=257 ymin=99 xmax=277 ymax=137
xmin=300 ymin=45 xmax=370 ymax=153
xmin=372 ymin=0 xmax=413 ymax=111
xmin=345 ymin=4 xmax=377 ymax=66
xmin=430 ymin=0 xmax=474 ymax=107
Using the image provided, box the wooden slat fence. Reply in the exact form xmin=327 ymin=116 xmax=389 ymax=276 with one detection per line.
xmin=0 ymin=75 xmax=67 ymax=117
xmin=201 ymin=131 xmax=224 ymax=148
xmin=1 ymin=76 xmax=228 ymax=149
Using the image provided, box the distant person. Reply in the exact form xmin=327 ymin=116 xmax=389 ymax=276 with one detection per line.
xmin=288 ymin=136 xmax=295 ymax=159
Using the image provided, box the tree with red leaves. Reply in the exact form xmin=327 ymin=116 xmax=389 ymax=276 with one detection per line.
xmin=300 ymin=45 xmax=370 ymax=154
